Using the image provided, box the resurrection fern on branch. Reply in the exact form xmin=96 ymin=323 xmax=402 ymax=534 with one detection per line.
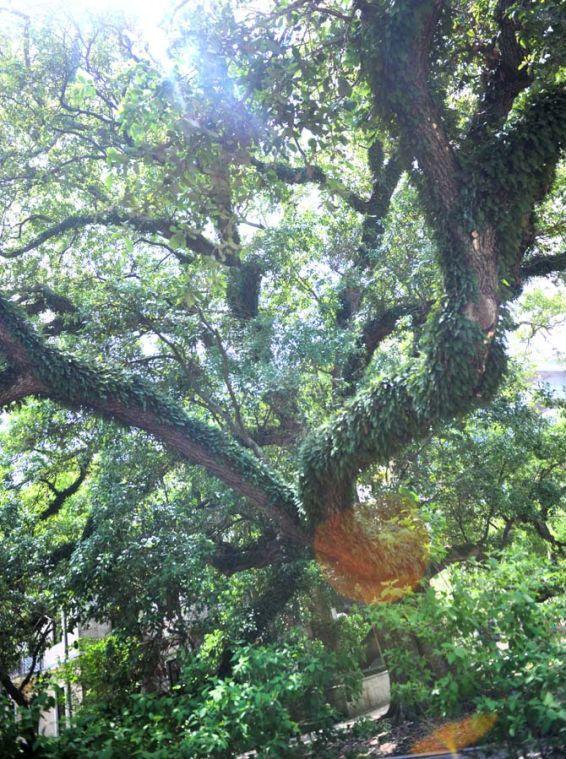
xmin=0 ymin=1 xmax=564 ymax=700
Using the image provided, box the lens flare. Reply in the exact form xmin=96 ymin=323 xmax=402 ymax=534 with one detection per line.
xmin=314 ymin=494 xmax=429 ymax=604
xmin=411 ymin=713 xmax=498 ymax=754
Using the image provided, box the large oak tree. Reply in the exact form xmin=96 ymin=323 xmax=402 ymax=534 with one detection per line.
xmin=0 ymin=0 xmax=564 ymax=701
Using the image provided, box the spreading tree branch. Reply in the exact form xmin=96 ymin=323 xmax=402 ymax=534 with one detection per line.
xmin=250 ymin=157 xmax=371 ymax=214
xmin=362 ymin=0 xmax=461 ymax=218
xmin=210 ymin=534 xmax=291 ymax=575
xmin=336 ymin=142 xmax=404 ymax=326
xmin=39 ymin=465 xmax=89 ymax=520
xmin=341 ymin=300 xmax=433 ymax=393
xmin=520 ymin=251 xmax=566 ymax=280
xmin=14 ymin=284 xmax=84 ymax=336
xmin=18 ymin=620 xmax=52 ymax=693
xmin=14 ymin=284 xmax=77 ymax=317
xmin=0 ymin=295 xmax=304 ymax=543
xmin=467 ymin=0 xmax=532 ymax=140
xmin=0 ymin=664 xmax=29 ymax=708
xmin=0 ymin=211 xmax=238 ymax=266
xmin=424 ymin=542 xmax=486 ymax=580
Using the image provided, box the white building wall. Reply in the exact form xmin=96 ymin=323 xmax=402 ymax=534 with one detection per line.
xmin=12 ymin=618 xmax=112 ymax=738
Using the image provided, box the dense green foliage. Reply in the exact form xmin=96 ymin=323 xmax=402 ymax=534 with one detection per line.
xmin=370 ymin=547 xmax=565 ymax=741
xmin=1 ymin=635 xmax=354 ymax=757
xmin=0 ymin=0 xmax=564 ymax=754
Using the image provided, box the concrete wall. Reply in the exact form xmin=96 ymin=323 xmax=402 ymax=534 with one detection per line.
xmin=38 ymin=688 xmax=59 ymax=738
xmin=346 ymin=670 xmax=391 ymax=718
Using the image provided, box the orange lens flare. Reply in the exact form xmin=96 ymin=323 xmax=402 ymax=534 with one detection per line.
xmin=314 ymin=495 xmax=429 ymax=604
xmin=411 ymin=713 xmax=498 ymax=754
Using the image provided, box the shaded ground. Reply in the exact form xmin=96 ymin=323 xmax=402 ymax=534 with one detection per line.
xmin=239 ymin=712 xmax=562 ymax=757
xmin=304 ymin=715 xmax=562 ymax=758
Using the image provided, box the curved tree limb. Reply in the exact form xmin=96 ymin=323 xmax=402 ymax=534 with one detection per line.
xmin=300 ymin=3 xmax=565 ymax=528
xmin=0 ymin=295 xmax=305 ymax=543
xmin=0 ymin=211 xmax=238 ymax=266
xmin=39 ymin=465 xmax=89 ymax=521
xmin=520 ymin=251 xmax=566 ymax=280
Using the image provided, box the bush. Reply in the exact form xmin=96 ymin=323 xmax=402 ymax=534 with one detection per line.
xmin=40 ymin=634 xmax=339 ymax=757
xmin=369 ymin=547 xmax=565 ymax=743
xmin=0 ymin=690 xmax=56 ymax=758
xmin=62 ymin=633 xmax=144 ymax=714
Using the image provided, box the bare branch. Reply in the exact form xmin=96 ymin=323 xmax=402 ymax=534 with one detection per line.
xmin=0 ymin=664 xmax=29 ymax=708
xmin=250 ymin=157 xmax=370 ymax=214
xmin=18 ymin=620 xmax=53 ymax=692
xmin=210 ymin=534 xmax=290 ymax=575
xmin=425 ymin=542 xmax=486 ymax=580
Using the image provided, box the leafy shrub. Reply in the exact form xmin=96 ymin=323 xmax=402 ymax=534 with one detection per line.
xmin=178 ymin=638 xmax=337 ymax=755
xmin=40 ymin=634 xmax=339 ymax=757
xmin=62 ymin=633 xmax=144 ymax=713
xmin=0 ymin=690 xmax=55 ymax=758
xmin=369 ymin=547 xmax=565 ymax=743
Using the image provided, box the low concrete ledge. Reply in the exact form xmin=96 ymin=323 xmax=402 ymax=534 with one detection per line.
xmin=346 ymin=669 xmax=391 ymax=718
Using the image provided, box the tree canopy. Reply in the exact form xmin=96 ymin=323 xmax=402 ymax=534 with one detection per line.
xmin=0 ymin=0 xmax=564 ymax=753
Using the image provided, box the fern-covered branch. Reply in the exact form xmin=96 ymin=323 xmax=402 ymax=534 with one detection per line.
xmin=0 ymin=295 xmax=304 ymax=542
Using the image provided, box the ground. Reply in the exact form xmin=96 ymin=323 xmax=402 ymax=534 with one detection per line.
xmin=301 ymin=715 xmax=563 ymax=758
